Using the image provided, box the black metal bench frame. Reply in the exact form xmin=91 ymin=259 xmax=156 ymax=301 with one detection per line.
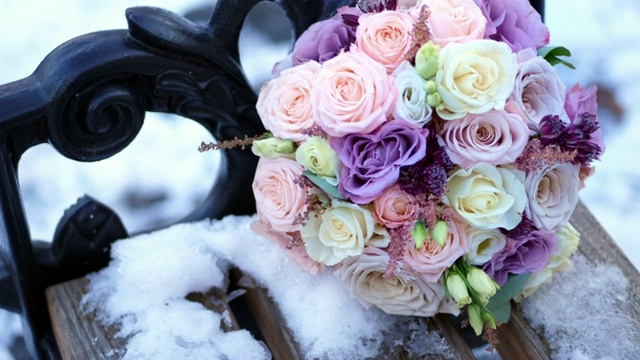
xmin=0 ymin=0 xmax=544 ymax=358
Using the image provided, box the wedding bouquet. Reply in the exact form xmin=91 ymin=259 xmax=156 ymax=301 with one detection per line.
xmin=248 ymin=0 xmax=603 ymax=336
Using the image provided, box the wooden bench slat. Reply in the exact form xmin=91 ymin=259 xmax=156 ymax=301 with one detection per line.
xmin=495 ymin=200 xmax=640 ymax=359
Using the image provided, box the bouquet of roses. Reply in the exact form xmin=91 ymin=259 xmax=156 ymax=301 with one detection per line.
xmin=248 ymin=0 xmax=604 ymax=336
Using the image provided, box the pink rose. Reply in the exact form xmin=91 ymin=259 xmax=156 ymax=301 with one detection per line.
xmin=334 ymin=246 xmax=459 ymax=317
xmin=403 ymin=212 xmax=469 ymax=283
xmin=252 ymin=157 xmax=307 ymax=233
xmin=251 ymin=220 xmax=324 ymax=275
xmin=440 ymin=101 xmax=529 ymax=168
xmin=353 ymin=10 xmax=416 ymax=74
xmin=372 ymin=185 xmax=418 ymax=228
xmin=256 ymin=60 xmax=321 ymax=142
xmin=421 ymin=0 xmax=487 ymax=48
xmin=312 ymin=51 xmax=397 ymax=137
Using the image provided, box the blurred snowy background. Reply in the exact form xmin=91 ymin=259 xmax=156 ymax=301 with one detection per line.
xmin=0 ymin=0 xmax=638 ymax=359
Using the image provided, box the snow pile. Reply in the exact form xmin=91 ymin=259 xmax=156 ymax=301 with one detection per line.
xmin=81 ymin=215 xmax=453 ymax=360
xmin=520 ymin=254 xmax=640 ymax=359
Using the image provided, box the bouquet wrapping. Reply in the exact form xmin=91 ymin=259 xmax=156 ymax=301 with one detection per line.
xmin=249 ymin=0 xmax=603 ymax=335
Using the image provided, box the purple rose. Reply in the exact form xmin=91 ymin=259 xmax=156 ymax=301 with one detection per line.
xmin=483 ymin=229 xmax=556 ymax=286
xmin=291 ymin=6 xmax=361 ymax=66
xmin=474 ymin=0 xmax=549 ymax=52
xmin=332 ymin=120 xmax=428 ymax=204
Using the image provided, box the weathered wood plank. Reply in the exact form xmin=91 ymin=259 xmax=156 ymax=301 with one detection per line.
xmin=46 ymin=278 xmax=125 ymax=360
xmin=47 ymin=278 xmax=238 ymax=360
xmin=495 ymin=200 xmax=640 ymax=359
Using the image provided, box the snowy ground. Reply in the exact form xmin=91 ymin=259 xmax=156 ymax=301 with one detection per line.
xmin=1 ymin=0 xmax=639 ymax=359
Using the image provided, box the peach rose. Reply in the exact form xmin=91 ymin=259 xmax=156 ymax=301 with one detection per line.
xmin=420 ymin=0 xmax=486 ymax=48
xmin=252 ymin=157 xmax=307 ymax=233
xmin=312 ymin=51 xmax=397 ymax=136
xmin=372 ymin=185 xmax=417 ymax=228
xmin=256 ymin=60 xmax=321 ymax=142
xmin=404 ymin=212 xmax=469 ymax=283
xmin=334 ymin=246 xmax=459 ymax=317
xmin=354 ymin=10 xmax=416 ymax=74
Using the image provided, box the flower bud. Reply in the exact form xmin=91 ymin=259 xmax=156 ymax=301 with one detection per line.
xmin=467 ymin=304 xmax=483 ymax=336
xmin=424 ymin=80 xmax=438 ymax=94
xmin=482 ymin=309 xmax=497 ymax=330
xmin=429 ymin=220 xmax=448 ymax=247
xmin=415 ymin=41 xmax=440 ymax=80
xmin=252 ymin=137 xmax=296 ymax=159
xmin=412 ymin=220 xmax=428 ymax=249
xmin=467 ymin=268 xmax=500 ymax=298
xmin=426 ymin=92 xmax=442 ymax=108
xmin=446 ymin=273 xmax=471 ymax=307
xmin=295 ymin=136 xmax=339 ymax=178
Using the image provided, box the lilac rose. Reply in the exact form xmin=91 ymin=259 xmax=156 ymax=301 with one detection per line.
xmin=509 ymin=48 xmax=568 ymax=127
xmin=483 ymin=228 xmax=556 ymax=286
xmin=474 ymin=0 xmax=549 ymax=53
xmin=291 ymin=6 xmax=361 ymax=66
xmin=332 ymin=120 xmax=428 ymax=204
xmin=565 ymin=83 xmax=605 ymax=155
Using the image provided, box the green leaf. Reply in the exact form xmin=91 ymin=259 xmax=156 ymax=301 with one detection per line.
xmin=486 ymin=273 xmax=531 ymax=322
xmin=537 ymin=46 xmax=576 ymax=69
xmin=303 ymin=171 xmax=345 ymax=200
xmin=489 ymin=302 xmax=512 ymax=324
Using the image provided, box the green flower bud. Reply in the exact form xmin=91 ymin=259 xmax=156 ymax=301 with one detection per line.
xmin=252 ymin=137 xmax=296 ymax=159
xmin=446 ymin=273 xmax=472 ymax=307
xmin=429 ymin=220 xmax=448 ymax=247
xmin=424 ymin=80 xmax=438 ymax=94
xmin=467 ymin=268 xmax=500 ymax=299
xmin=482 ymin=309 xmax=497 ymax=330
xmin=467 ymin=304 xmax=484 ymax=336
xmin=412 ymin=220 xmax=428 ymax=249
xmin=295 ymin=136 xmax=339 ymax=178
xmin=426 ymin=92 xmax=442 ymax=108
xmin=415 ymin=41 xmax=440 ymax=80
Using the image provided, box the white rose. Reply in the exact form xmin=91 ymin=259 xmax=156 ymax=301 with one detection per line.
xmin=443 ymin=163 xmax=527 ymax=230
xmin=300 ymin=199 xmax=389 ymax=266
xmin=525 ymin=162 xmax=580 ymax=232
xmin=392 ymin=61 xmax=433 ymax=127
xmin=514 ymin=268 xmax=553 ymax=302
xmin=465 ymin=226 xmax=507 ymax=266
xmin=436 ymin=40 xmax=517 ymax=120
xmin=333 ymin=246 xmax=459 ymax=317
xmin=548 ymin=223 xmax=580 ymax=270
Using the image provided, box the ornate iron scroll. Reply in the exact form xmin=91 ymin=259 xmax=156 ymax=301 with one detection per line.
xmin=0 ymin=0 xmax=545 ymax=358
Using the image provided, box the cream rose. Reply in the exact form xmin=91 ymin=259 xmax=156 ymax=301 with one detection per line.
xmin=436 ymin=39 xmax=518 ymax=120
xmin=421 ymin=0 xmax=486 ymax=48
xmin=392 ymin=61 xmax=433 ymax=127
xmin=404 ymin=213 xmax=469 ymax=283
xmin=444 ymin=163 xmax=527 ymax=230
xmin=525 ymin=162 xmax=580 ymax=232
xmin=256 ymin=60 xmax=321 ymax=142
xmin=300 ymin=199 xmax=390 ymax=266
xmin=354 ymin=10 xmax=416 ymax=74
xmin=252 ymin=157 xmax=307 ymax=233
xmin=312 ymin=51 xmax=397 ymax=136
xmin=334 ymin=246 xmax=459 ymax=317
xmin=464 ymin=226 xmax=507 ymax=266
xmin=372 ymin=184 xmax=417 ymax=228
